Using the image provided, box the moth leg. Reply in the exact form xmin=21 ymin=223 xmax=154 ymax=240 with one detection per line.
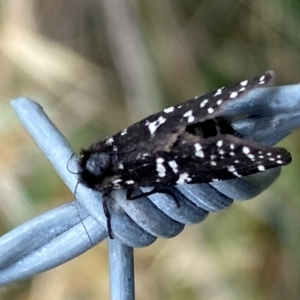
xmin=126 ymin=187 xmax=158 ymax=200
xmin=102 ymin=196 xmax=114 ymax=239
xmin=126 ymin=187 xmax=180 ymax=208
xmin=154 ymin=186 xmax=180 ymax=208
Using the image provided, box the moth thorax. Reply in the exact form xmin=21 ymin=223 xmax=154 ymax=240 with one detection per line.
xmin=85 ymin=152 xmax=111 ymax=176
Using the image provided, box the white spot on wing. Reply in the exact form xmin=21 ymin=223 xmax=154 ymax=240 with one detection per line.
xmin=227 ymin=167 xmax=241 ymax=177
xmin=146 ymin=116 xmax=167 ymax=135
xmin=176 ymin=172 xmax=192 ymax=184
xmin=156 ymin=157 xmax=166 ymax=177
xmin=168 ymin=160 xmax=178 ymax=173
xmin=194 ymin=143 xmax=204 ymax=158
xmin=120 ymin=128 xmax=128 ymax=135
xmin=213 ymin=89 xmax=223 ymax=97
xmin=230 ymin=91 xmax=238 ymax=98
xmin=105 ymin=137 xmax=114 ymax=145
xmin=216 ymin=140 xmax=223 ymax=147
xmin=112 ymin=179 xmax=122 ymax=188
xmin=228 ymin=166 xmax=236 ymax=172
xmin=257 ymin=165 xmax=266 ymax=171
xmin=194 ymin=143 xmax=202 ymax=151
xmin=164 ymin=106 xmax=174 ymax=113
xmin=247 ymin=154 xmax=255 ymax=161
xmin=207 ymin=107 xmax=214 ymax=114
xmin=233 ymin=171 xmax=242 ymax=177
xmin=200 ymin=99 xmax=209 ymax=108
xmin=242 ymin=146 xmax=250 ymax=154
xmin=240 ymin=80 xmax=248 ymax=86
xmin=126 ymin=180 xmax=135 ymax=185
xmin=183 ymin=110 xmax=195 ymax=123
xmin=113 ymin=179 xmax=122 ymax=183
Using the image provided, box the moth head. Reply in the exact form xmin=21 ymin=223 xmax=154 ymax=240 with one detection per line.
xmin=78 ymin=149 xmax=111 ymax=189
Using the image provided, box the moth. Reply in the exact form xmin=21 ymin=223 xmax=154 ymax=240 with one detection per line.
xmin=78 ymin=71 xmax=291 ymax=237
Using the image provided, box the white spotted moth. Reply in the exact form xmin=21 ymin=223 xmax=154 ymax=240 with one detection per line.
xmin=78 ymin=71 xmax=291 ymax=237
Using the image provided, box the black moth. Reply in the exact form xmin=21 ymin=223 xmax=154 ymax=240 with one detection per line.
xmin=78 ymin=71 xmax=291 ymax=237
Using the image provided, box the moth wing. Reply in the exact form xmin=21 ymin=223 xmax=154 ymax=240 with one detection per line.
xmin=103 ymin=71 xmax=275 ymax=152
xmin=167 ymin=133 xmax=291 ymax=183
xmin=101 ymin=132 xmax=291 ymax=190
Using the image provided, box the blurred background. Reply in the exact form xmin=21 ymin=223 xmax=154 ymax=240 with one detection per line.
xmin=1 ymin=0 xmax=300 ymax=299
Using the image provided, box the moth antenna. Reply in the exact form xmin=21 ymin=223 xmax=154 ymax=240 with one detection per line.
xmin=75 ymin=199 xmax=94 ymax=246
xmin=73 ymin=177 xmax=94 ymax=245
xmin=74 ymin=179 xmax=80 ymax=198
xmin=67 ymin=153 xmax=79 ymax=175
